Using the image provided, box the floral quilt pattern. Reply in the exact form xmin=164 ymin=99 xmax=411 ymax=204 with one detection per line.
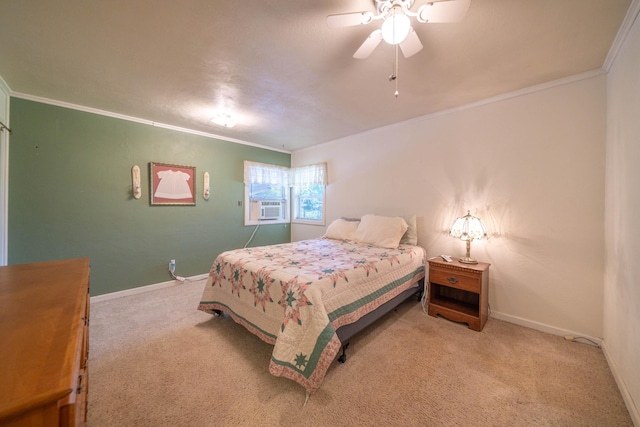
xmin=198 ymin=238 xmax=425 ymax=394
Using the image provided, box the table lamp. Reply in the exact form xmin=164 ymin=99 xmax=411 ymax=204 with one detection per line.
xmin=449 ymin=210 xmax=487 ymax=264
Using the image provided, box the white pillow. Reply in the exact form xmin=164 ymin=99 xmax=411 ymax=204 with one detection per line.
xmin=400 ymin=214 xmax=418 ymax=245
xmin=354 ymin=214 xmax=408 ymax=249
xmin=324 ymin=218 xmax=360 ymax=241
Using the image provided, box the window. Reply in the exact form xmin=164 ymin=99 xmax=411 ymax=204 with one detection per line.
xmin=291 ymin=163 xmax=326 ymax=225
xmin=243 ymin=161 xmax=326 ymax=226
xmin=292 ymin=185 xmax=325 ymax=223
xmin=244 ymin=161 xmax=289 ymax=225
xmin=249 ymin=183 xmax=286 ymax=200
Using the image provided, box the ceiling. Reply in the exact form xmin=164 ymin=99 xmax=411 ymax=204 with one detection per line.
xmin=0 ymin=0 xmax=632 ymax=151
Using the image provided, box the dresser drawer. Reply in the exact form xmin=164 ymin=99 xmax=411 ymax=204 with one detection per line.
xmin=429 ymin=267 xmax=480 ymax=293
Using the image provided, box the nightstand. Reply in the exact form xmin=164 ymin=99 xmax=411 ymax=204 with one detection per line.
xmin=427 ymin=257 xmax=490 ymax=331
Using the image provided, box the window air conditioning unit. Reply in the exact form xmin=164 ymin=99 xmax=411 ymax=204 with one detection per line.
xmin=258 ymin=200 xmax=282 ymax=220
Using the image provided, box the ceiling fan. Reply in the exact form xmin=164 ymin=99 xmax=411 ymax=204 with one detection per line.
xmin=327 ymin=0 xmax=471 ymax=59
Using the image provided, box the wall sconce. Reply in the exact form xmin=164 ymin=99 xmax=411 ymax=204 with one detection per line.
xmin=449 ymin=210 xmax=487 ymax=264
xmin=131 ymin=165 xmax=141 ymax=199
xmin=203 ymin=172 xmax=210 ymax=200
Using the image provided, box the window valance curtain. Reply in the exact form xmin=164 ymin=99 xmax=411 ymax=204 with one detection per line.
xmin=243 ymin=161 xmax=289 ymax=185
xmin=244 ymin=161 xmax=327 ymax=187
xmin=289 ymin=163 xmax=327 ymax=187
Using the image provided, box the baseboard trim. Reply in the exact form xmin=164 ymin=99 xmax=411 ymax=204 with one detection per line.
xmin=602 ymin=343 xmax=640 ymax=426
xmin=490 ymin=310 xmax=603 ymax=346
xmin=90 ymin=273 xmax=209 ymax=303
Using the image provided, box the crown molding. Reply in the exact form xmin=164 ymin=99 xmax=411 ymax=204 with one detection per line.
xmin=603 ymin=0 xmax=640 ymax=71
xmin=300 ymin=68 xmax=606 ymax=154
xmin=8 ymin=92 xmax=291 ymax=154
xmin=0 ymin=76 xmax=10 ymax=95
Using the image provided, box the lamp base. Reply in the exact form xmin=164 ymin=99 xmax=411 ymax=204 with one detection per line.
xmin=458 ymin=256 xmax=478 ymax=264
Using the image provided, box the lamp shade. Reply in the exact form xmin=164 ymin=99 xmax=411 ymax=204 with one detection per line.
xmin=381 ymin=12 xmax=411 ymax=45
xmin=450 ymin=210 xmax=487 ymax=241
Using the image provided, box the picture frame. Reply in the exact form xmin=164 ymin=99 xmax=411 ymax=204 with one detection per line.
xmin=149 ymin=162 xmax=196 ymax=206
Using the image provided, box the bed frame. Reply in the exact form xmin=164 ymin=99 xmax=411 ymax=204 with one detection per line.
xmin=334 ymin=279 xmax=424 ymax=363
xmin=213 ymin=279 xmax=424 ymax=364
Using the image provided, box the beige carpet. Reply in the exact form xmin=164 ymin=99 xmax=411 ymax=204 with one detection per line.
xmin=88 ymin=279 xmax=632 ymax=426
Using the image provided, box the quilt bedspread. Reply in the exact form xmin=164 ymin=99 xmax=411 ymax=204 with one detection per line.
xmin=198 ymin=238 xmax=426 ymax=394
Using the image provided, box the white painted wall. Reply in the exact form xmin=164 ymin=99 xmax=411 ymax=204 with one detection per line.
xmin=292 ymin=73 xmax=607 ymax=340
xmin=605 ymin=7 xmax=640 ymax=424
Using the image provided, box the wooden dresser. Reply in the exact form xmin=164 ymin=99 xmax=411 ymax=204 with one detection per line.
xmin=0 ymin=258 xmax=90 ymax=426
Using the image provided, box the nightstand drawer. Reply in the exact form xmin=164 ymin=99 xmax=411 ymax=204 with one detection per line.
xmin=429 ymin=268 xmax=480 ymax=293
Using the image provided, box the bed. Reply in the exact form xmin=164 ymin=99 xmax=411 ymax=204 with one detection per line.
xmin=197 ymin=214 xmax=426 ymax=395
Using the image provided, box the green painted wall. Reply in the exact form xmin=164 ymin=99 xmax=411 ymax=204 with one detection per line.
xmin=8 ymin=98 xmax=290 ymax=296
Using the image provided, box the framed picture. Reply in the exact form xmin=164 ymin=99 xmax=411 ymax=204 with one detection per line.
xmin=149 ymin=162 xmax=196 ymax=206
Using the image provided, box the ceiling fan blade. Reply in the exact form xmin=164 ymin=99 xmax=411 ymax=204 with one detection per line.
xmin=399 ymin=28 xmax=423 ymax=58
xmin=353 ymin=30 xmax=383 ymax=59
xmin=417 ymin=0 xmax=471 ymax=23
xmin=327 ymin=11 xmax=374 ymax=28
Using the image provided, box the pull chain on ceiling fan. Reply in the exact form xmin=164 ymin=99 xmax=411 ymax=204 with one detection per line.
xmin=393 ymin=43 xmax=399 ymax=97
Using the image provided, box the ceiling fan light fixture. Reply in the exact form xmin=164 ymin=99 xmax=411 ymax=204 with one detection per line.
xmin=327 ymin=0 xmax=470 ymax=58
xmin=416 ymin=0 xmax=471 ymax=23
xmin=381 ymin=12 xmax=410 ymax=45
xmin=416 ymin=4 xmax=430 ymax=23
xmin=361 ymin=11 xmax=374 ymax=25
